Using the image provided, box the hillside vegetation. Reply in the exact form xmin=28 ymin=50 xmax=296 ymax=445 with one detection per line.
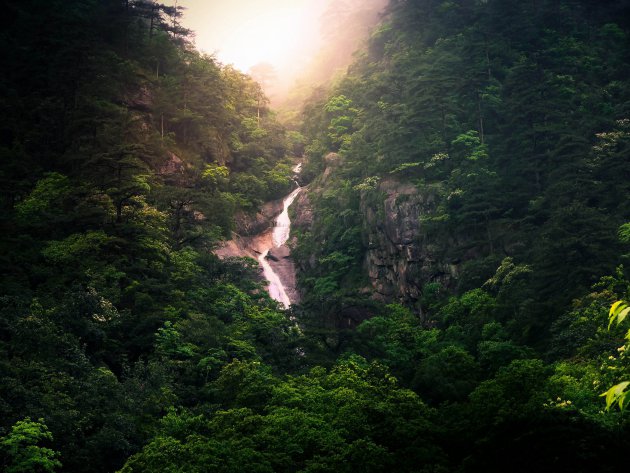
xmin=1 ymin=1 xmax=630 ymax=472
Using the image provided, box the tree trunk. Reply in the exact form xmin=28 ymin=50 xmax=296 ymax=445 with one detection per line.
xmin=484 ymin=35 xmax=492 ymax=80
xmin=257 ymin=93 xmax=261 ymax=127
xmin=486 ymin=213 xmax=494 ymax=255
xmin=477 ymin=92 xmax=485 ymax=144
xmin=116 ymin=201 xmax=123 ymax=223
xmin=149 ymin=5 xmax=156 ymax=38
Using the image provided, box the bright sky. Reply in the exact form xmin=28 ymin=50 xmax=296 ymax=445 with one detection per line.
xmin=165 ymin=0 xmax=329 ymax=73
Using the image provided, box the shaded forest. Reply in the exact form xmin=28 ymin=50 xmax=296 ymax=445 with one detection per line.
xmin=1 ymin=1 xmax=630 ymax=472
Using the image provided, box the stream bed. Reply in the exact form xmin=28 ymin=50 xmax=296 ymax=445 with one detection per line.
xmin=257 ymin=185 xmax=301 ymax=308
xmin=215 ymin=164 xmax=302 ymax=308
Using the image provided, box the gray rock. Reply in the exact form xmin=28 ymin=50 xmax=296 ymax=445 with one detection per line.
xmin=234 ymin=199 xmax=284 ymax=237
xmin=361 ymin=178 xmax=457 ymax=304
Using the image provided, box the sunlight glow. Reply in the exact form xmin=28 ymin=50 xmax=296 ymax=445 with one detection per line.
xmin=163 ymin=0 xmax=388 ymax=105
xmin=164 ymin=0 xmax=326 ymax=75
xmin=222 ymin=7 xmax=305 ymax=72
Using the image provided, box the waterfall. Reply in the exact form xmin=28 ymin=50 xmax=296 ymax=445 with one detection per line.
xmin=257 ymin=164 xmax=302 ymax=308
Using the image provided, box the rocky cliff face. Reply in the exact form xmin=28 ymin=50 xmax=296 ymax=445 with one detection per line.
xmin=290 ymin=189 xmax=317 ymax=272
xmin=290 ymin=169 xmax=459 ymax=306
xmin=361 ymin=178 xmax=457 ymax=304
xmin=291 ymin=191 xmax=314 ymax=233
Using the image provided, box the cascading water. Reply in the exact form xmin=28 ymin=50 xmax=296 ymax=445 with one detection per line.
xmin=257 ymin=164 xmax=302 ymax=308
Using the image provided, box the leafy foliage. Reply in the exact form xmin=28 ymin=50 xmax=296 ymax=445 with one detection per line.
xmin=602 ymin=298 xmax=630 ymax=410
xmin=2 ymin=0 xmax=630 ymax=472
xmin=0 ymin=418 xmax=61 ymax=473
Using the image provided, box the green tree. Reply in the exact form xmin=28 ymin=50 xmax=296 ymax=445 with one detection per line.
xmin=0 ymin=418 xmax=61 ymax=473
xmin=602 ymin=299 xmax=630 ymax=410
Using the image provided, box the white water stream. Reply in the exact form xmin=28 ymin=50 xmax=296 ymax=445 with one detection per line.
xmin=257 ymin=164 xmax=302 ymax=308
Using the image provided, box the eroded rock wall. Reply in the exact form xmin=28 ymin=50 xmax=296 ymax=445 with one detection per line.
xmin=291 ymin=172 xmax=459 ymax=305
xmin=361 ymin=178 xmax=456 ymax=303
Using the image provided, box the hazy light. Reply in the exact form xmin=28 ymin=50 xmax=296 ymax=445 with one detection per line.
xmin=165 ymin=0 xmax=326 ymax=72
xmin=165 ymin=0 xmax=388 ymax=105
xmin=224 ymin=7 xmax=304 ymax=71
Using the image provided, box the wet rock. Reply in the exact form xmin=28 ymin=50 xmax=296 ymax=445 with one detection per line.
xmin=234 ymin=199 xmax=284 ymax=237
xmin=267 ymin=244 xmax=300 ymax=305
xmin=268 ymin=246 xmax=290 ymax=260
xmin=215 ymin=189 xmax=302 ymax=307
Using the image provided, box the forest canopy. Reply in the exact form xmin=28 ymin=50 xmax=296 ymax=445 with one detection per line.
xmin=1 ymin=1 xmax=630 ymax=472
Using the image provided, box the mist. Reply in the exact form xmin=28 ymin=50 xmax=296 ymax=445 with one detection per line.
xmin=268 ymin=0 xmax=390 ymax=107
xmin=166 ymin=0 xmax=389 ymax=107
